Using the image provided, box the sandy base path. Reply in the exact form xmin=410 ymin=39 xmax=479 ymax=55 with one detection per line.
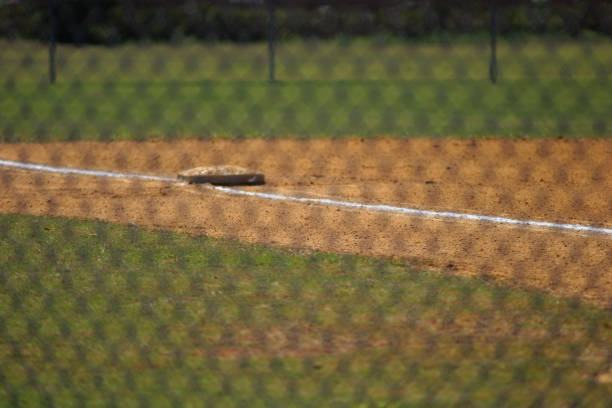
xmin=1 ymin=138 xmax=610 ymax=306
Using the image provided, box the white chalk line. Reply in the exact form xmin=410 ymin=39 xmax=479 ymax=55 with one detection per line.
xmin=1 ymin=158 xmax=611 ymax=236
xmin=0 ymin=158 xmax=177 ymax=182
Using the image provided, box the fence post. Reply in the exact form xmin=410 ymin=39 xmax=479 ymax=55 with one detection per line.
xmin=49 ymin=0 xmax=57 ymax=84
xmin=267 ymin=2 xmax=276 ymax=82
xmin=489 ymin=0 xmax=497 ymax=84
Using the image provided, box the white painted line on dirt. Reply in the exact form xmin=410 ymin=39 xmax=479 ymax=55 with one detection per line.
xmin=213 ymin=186 xmax=612 ymax=235
xmin=1 ymin=158 xmax=611 ymax=236
xmin=0 ymin=158 xmax=176 ymax=182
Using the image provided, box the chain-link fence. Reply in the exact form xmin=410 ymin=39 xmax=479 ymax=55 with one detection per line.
xmin=1 ymin=1 xmax=611 ymax=407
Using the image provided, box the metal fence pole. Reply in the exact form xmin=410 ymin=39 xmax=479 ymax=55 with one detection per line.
xmin=268 ymin=3 xmax=276 ymax=82
xmin=49 ymin=0 xmax=57 ymax=84
xmin=489 ymin=0 xmax=497 ymax=84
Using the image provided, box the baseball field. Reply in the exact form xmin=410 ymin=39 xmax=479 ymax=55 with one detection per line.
xmin=1 ymin=36 xmax=612 ymax=407
xmin=2 ymin=36 xmax=612 ymax=140
xmin=1 ymin=137 xmax=611 ymax=406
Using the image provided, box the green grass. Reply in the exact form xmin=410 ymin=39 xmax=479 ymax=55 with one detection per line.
xmin=1 ymin=213 xmax=611 ymax=407
xmin=1 ymin=37 xmax=611 ymax=141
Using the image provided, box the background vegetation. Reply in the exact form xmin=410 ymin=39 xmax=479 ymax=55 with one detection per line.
xmin=2 ymin=0 xmax=612 ymax=45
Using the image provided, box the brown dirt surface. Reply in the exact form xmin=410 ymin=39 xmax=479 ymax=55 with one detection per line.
xmin=0 ymin=138 xmax=610 ymax=307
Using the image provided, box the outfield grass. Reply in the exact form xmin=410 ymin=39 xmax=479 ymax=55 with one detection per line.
xmin=1 ymin=213 xmax=611 ymax=407
xmin=1 ymin=37 xmax=611 ymax=140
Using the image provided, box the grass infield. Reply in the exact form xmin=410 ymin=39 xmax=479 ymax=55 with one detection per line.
xmin=1 ymin=213 xmax=611 ymax=407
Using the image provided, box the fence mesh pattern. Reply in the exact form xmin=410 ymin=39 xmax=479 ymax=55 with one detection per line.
xmin=1 ymin=1 xmax=611 ymax=407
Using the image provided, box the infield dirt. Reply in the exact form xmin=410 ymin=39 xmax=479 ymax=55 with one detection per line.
xmin=0 ymin=138 xmax=610 ymax=306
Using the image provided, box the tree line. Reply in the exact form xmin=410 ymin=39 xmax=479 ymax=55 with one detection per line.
xmin=1 ymin=0 xmax=610 ymax=43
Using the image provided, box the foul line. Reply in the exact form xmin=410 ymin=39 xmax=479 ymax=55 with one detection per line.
xmin=0 ymin=158 xmax=176 ymax=182
xmin=1 ymin=158 xmax=611 ymax=236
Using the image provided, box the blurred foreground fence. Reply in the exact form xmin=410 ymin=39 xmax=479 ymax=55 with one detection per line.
xmin=1 ymin=1 xmax=612 ymax=407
